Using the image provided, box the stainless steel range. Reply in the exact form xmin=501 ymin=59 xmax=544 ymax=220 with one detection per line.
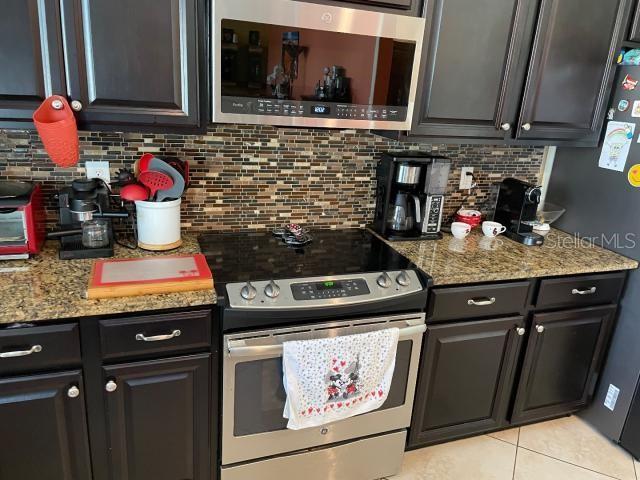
xmin=199 ymin=229 xmax=430 ymax=480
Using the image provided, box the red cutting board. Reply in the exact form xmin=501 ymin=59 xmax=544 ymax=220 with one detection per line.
xmin=87 ymin=254 xmax=214 ymax=299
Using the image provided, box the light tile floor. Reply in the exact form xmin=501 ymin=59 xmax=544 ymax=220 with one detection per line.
xmin=389 ymin=416 xmax=639 ymax=480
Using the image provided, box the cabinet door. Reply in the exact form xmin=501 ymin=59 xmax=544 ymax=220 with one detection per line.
xmin=629 ymin=2 xmax=640 ymax=42
xmin=516 ymin=0 xmax=629 ymax=144
xmin=103 ymin=354 xmax=210 ymax=480
xmin=408 ymin=317 xmax=525 ymax=448
xmin=60 ymin=0 xmax=203 ymax=129
xmin=0 ymin=0 xmax=66 ymax=127
xmin=410 ymin=0 xmax=538 ymax=141
xmin=0 ymin=371 xmax=92 ymax=480
xmin=511 ymin=306 xmax=617 ymax=423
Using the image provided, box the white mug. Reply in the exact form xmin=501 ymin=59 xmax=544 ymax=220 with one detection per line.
xmin=482 ymin=221 xmax=507 ymax=238
xmin=451 ymin=222 xmax=471 ymax=239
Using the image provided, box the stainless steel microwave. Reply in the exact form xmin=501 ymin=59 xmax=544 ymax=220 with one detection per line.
xmin=212 ymin=0 xmax=425 ymax=130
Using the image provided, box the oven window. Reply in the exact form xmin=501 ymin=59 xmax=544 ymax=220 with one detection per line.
xmin=0 ymin=210 xmax=26 ymax=246
xmin=220 ymin=19 xmax=416 ymax=108
xmin=233 ymin=340 xmax=412 ymax=437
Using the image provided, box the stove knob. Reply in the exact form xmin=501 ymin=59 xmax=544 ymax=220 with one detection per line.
xmin=240 ymin=282 xmax=257 ymax=301
xmin=377 ymin=272 xmax=392 ymax=288
xmin=396 ymin=271 xmax=411 ymax=287
xmin=264 ymin=280 xmax=281 ymax=299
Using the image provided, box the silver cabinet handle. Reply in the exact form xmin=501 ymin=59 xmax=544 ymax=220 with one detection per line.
xmin=516 ymin=327 xmax=526 ymax=336
xmin=51 ymin=99 xmax=64 ymax=110
xmin=135 ymin=330 xmax=181 ymax=342
xmin=67 ymin=386 xmax=80 ymax=398
xmin=71 ymin=100 xmax=83 ymax=112
xmin=572 ymin=287 xmax=596 ymax=295
xmin=536 ymin=324 xmax=545 ymax=333
xmin=0 ymin=345 xmax=42 ymax=359
xmin=500 ymin=123 xmax=511 ymax=131
xmin=522 ymin=123 xmax=532 ymax=131
xmin=105 ymin=380 xmax=117 ymax=393
xmin=467 ymin=297 xmax=496 ymax=306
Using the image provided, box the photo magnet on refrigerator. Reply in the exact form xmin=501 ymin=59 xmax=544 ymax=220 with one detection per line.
xmin=628 ymin=164 xmax=640 ymax=187
xmin=622 ymin=74 xmax=639 ymax=90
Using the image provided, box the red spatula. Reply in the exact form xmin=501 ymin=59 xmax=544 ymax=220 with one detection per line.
xmin=138 ymin=170 xmax=174 ymax=201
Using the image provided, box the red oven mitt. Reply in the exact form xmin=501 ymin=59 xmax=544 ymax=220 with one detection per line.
xmin=33 ymin=95 xmax=80 ymax=167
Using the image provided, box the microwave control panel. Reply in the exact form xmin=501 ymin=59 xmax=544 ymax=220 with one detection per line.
xmin=221 ymin=96 xmax=407 ymax=122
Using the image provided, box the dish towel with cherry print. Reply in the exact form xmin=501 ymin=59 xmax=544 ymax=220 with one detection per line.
xmin=282 ymin=328 xmax=400 ymax=430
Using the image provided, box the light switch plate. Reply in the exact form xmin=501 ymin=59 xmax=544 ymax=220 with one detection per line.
xmin=459 ymin=167 xmax=474 ymax=190
xmin=85 ymin=161 xmax=110 ymax=184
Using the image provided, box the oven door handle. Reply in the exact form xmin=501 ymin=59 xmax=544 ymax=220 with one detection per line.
xmin=226 ymin=324 xmax=426 ymax=358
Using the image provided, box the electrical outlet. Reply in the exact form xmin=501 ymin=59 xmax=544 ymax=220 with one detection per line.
xmin=459 ymin=167 xmax=474 ymax=190
xmin=85 ymin=161 xmax=110 ymax=184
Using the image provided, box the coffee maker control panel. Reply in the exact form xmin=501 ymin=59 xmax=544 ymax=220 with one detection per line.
xmin=422 ymin=195 xmax=444 ymax=234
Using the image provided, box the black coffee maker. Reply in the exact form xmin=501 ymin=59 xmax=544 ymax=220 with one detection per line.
xmin=373 ymin=152 xmax=451 ymax=241
xmin=493 ymin=178 xmax=544 ymax=246
xmin=52 ymin=179 xmax=128 ymax=259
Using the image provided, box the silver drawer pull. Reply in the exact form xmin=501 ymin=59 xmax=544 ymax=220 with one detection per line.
xmin=572 ymin=287 xmax=596 ymax=295
xmin=467 ymin=297 xmax=496 ymax=306
xmin=135 ymin=330 xmax=181 ymax=342
xmin=0 ymin=345 xmax=42 ymax=358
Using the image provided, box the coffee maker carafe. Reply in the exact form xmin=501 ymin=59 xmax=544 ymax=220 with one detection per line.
xmin=373 ymin=152 xmax=451 ymax=241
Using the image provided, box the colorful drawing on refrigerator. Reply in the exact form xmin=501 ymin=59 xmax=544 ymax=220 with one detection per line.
xmin=598 ymin=121 xmax=635 ymax=172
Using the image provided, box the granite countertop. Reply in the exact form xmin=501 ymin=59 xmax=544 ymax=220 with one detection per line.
xmin=385 ymin=229 xmax=638 ymax=286
xmin=0 ymin=234 xmax=216 ymax=325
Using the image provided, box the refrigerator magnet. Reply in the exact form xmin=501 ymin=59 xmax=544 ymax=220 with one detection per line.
xmin=632 ymin=101 xmax=640 ymax=117
xmin=599 ymin=121 xmax=635 ymax=172
xmin=622 ymin=74 xmax=639 ymax=90
xmin=628 ymin=165 xmax=640 ymax=187
xmin=608 ymin=108 xmax=616 ymax=120
xmin=619 ymin=100 xmax=630 ymax=112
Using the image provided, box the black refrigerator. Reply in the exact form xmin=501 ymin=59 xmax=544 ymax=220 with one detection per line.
xmin=547 ymin=64 xmax=640 ymax=460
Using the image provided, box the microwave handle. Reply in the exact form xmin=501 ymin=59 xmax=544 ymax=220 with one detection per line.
xmin=227 ymin=324 xmax=426 ymax=358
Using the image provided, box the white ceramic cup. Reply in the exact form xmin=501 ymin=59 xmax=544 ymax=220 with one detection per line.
xmin=451 ymin=222 xmax=471 ymax=239
xmin=482 ymin=221 xmax=507 ymax=238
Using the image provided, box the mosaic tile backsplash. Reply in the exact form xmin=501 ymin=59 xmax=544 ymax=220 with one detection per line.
xmin=0 ymin=125 xmax=545 ymax=231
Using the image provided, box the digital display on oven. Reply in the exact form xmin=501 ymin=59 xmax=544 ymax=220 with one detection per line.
xmin=317 ymin=280 xmax=342 ymax=290
xmin=312 ymin=105 xmax=330 ymax=115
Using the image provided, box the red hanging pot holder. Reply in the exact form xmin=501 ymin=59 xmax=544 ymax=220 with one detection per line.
xmin=33 ymin=95 xmax=80 ymax=167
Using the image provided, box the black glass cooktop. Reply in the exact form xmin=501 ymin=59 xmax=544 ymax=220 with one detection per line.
xmin=198 ymin=229 xmax=415 ymax=286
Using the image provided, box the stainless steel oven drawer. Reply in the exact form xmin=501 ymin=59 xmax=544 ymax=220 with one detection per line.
xmin=221 ymin=430 xmax=406 ymax=480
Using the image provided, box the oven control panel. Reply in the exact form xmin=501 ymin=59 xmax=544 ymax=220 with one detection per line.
xmin=225 ymin=270 xmax=423 ymax=310
xmin=291 ymin=279 xmax=370 ymax=300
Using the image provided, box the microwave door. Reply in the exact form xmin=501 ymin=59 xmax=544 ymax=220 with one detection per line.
xmin=212 ymin=0 xmax=425 ymax=130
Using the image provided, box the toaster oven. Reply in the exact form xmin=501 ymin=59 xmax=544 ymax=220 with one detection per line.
xmin=0 ymin=182 xmax=45 ymax=260
xmin=212 ymin=0 xmax=425 ymax=130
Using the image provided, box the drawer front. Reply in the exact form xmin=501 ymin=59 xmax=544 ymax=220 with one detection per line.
xmin=0 ymin=323 xmax=81 ymax=375
xmin=536 ymin=272 xmax=626 ymax=310
xmin=99 ymin=310 xmax=212 ymax=361
xmin=428 ymin=282 xmax=531 ymax=322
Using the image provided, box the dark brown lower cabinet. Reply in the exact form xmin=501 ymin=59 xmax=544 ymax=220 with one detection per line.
xmin=102 ymin=354 xmax=210 ymax=480
xmin=409 ymin=316 xmax=525 ymax=448
xmin=0 ymin=370 xmax=92 ymax=480
xmin=511 ymin=305 xmax=617 ymax=423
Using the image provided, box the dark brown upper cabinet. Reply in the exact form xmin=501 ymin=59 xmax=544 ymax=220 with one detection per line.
xmin=0 ymin=0 xmax=206 ymax=131
xmin=629 ymin=1 xmax=640 ymax=42
xmin=402 ymin=0 xmax=631 ymax=146
xmin=0 ymin=0 xmax=66 ymax=128
xmin=516 ymin=0 xmax=629 ymax=144
xmin=60 ymin=0 xmax=205 ymax=130
xmin=411 ymin=0 xmax=538 ymax=142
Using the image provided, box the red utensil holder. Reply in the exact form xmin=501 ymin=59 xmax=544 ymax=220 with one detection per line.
xmin=33 ymin=95 xmax=79 ymax=167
